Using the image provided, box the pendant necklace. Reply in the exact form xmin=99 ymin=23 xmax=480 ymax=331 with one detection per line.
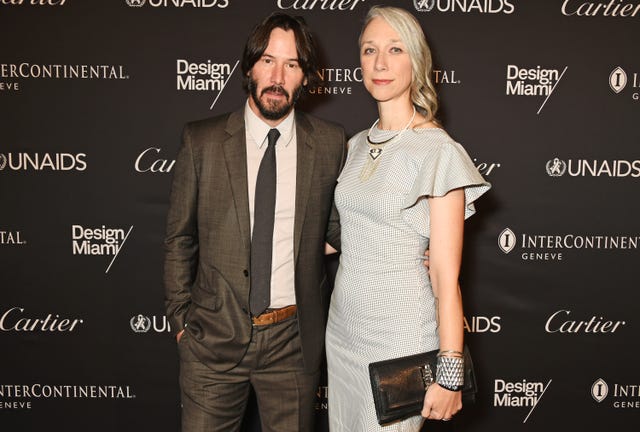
xmin=360 ymin=106 xmax=416 ymax=181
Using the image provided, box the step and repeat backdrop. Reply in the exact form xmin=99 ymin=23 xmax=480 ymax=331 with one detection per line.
xmin=1 ymin=1 xmax=638 ymax=431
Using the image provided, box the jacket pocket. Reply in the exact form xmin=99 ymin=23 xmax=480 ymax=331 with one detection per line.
xmin=190 ymin=265 xmax=225 ymax=311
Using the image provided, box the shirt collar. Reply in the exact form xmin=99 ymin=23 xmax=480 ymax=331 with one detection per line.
xmin=245 ymin=99 xmax=295 ymax=149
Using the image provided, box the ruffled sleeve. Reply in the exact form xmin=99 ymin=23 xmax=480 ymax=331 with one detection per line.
xmin=388 ymin=133 xmax=491 ymax=237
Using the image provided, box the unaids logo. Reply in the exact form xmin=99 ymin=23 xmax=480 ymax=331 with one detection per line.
xmin=591 ymin=378 xmax=609 ymax=403
xmin=130 ymin=315 xmax=151 ymax=333
xmin=414 ymin=0 xmax=436 ymax=12
xmin=546 ymin=158 xmax=567 ymax=177
xmin=0 ymin=152 xmax=87 ymax=172
xmin=546 ymin=157 xmax=640 ymax=178
xmin=609 ymin=66 xmax=627 ymax=94
xmin=129 ymin=314 xmax=171 ymax=333
xmin=126 ymin=0 xmax=230 ymax=8
xmin=415 ymin=0 xmax=515 ymax=14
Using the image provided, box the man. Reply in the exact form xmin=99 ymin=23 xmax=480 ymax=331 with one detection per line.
xmin=164 ymin=13 xmax=345 ymax=432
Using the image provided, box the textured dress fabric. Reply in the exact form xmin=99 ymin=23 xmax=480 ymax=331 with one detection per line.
xmin=326 ymin=127 xmax=490 ymax=431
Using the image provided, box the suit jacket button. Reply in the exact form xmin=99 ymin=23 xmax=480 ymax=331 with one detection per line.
xmin=243 ymin=269 xmax=249 ymax=277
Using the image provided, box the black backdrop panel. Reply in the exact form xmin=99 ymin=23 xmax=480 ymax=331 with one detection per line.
xmin=1 ymin=1 xmax=639 ymax=431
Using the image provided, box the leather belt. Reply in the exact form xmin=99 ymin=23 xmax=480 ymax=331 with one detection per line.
xmin=252 ymin=305 xmax=297 ymax=326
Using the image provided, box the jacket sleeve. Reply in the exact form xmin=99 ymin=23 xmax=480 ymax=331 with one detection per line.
xmin=325 ymin=127 xmax=346 ymax=251
xmin=163 ymin=124 xmax=199 ymax=335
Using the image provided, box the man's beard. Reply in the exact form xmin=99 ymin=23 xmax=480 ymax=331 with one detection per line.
xmin=249 ymin=78 xmax=303 ymax=121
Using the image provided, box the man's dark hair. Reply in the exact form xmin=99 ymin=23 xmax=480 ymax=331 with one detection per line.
xmin=241 ymin=13 xmax=321 ymax=92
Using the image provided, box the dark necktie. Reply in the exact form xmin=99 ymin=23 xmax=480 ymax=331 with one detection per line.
xmin=250 ymin=128 xmax=280 ymax=316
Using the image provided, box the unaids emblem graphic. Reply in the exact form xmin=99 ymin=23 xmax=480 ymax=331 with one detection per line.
xmin=0 ymin=154 xmax=6 ymax=170
xmin=609 ymin=66 xmax=627 ymax=94
xmin=414 ymin=0 xmax=436 ymax=12
xmin=130 ymin=314 xmax=151 ymax=333
xmin=591 ymin=378 xmax=608 ymax=403
xmin=126 ymin=0 xmax=146 ymax=7
xmin=546 ymin=158 xmax=567 ymax=177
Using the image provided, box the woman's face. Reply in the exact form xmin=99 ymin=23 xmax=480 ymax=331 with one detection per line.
xmin=360 ymin=16 xmax=413 ymax=106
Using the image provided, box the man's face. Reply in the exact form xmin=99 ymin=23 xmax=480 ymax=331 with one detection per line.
xmin=247 ymin=28 xmax=307 ymax=125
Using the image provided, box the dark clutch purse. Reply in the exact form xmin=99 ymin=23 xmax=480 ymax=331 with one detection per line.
xmin=368 ymin=346 xmax=477 ymax=425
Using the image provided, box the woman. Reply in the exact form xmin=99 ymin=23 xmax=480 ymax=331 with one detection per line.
xmin=325 ymin=6 xmax=491 ymax=431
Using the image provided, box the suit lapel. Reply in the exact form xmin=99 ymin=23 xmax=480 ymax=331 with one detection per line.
xmin=293 ymin=112 xmax=316 ymax=263
xmin=222 ymin=110 xmax=251 ymax=250
xmin=222 ymin=109 xmax=317 ymax=259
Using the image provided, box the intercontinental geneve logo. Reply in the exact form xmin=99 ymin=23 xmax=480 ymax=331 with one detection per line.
xmin=609 ymin=67 xmax=627 ymax=94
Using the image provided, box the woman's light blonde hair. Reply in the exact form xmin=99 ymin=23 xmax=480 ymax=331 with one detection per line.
xmin=359 ymin=5 xmax=439 ymax=124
